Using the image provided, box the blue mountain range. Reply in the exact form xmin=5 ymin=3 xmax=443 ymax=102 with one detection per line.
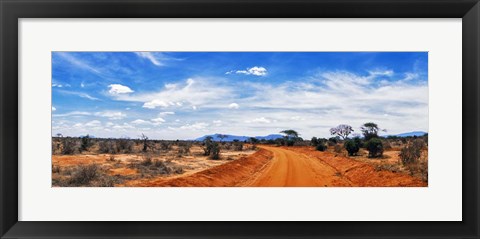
xmin=386 ymin=131 xmax=427 ymax=137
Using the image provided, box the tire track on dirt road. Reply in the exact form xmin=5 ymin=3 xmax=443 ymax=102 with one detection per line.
xmin=241 ymin=146 xmax=352 ymax=187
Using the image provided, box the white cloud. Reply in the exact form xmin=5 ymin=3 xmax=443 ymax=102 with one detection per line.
xmin=228 ymin=103 xmax=239 ymax=109
xmin=56 ymin=52 xmax=102 ymax=74
xmin=151 ymin=117 xmax=165 ymax=123
xmin=131 ymin=119 xmax=150 ymax=125
xmin=57 ymin=90 xmax=100 ymax=101
xmin=135 ymin=52 xmax=182 ymax=67
xmin=368 ymin=70 xmax=394 ymax=77
xmin=229 ymin=66 xmax=268 ymax=76
xmin=52 ymin=106 xmax=56 ymax=111
xmin=143 ymin=100 xmax=169 ymax=109
xmin=179 ymin=122 xmax=209 ymax=130
xmin=246 ymin=117 xmax=271 ymax=124
xmin=135 ymin=52 xmax=163 ymax=66
xmin=53 ymin=111 xmax=92 ymax=117
xmin=94 ymin=111 xmax=126 ymax=120
xmin=108 ymin=84 xmax=134 ymax=94
xmin=85 ymin=120 xmax=102 ymax=127
xmin=159 ymin=111 xmax=175 ymax=116
xmin=114 ymin=78 xmax=232 ymax=110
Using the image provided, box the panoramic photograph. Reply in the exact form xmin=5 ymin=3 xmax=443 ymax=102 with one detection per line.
xmin=51 ymin=52 xmax=428 ymax=187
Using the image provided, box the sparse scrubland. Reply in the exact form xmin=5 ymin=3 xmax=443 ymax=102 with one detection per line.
xmin=52 ymin=122 xmax=428 ymax=187
xmin=52 ymin=135 xmax=257 ymax=187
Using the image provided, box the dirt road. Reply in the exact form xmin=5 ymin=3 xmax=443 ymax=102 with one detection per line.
xmin=124 ymin=146 xmax=426 ymax=187
xmin=242 ymin=146 xmax=351 ymax=187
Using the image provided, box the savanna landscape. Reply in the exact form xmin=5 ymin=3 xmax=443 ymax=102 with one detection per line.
xmin=52 ymin=124 xmax=428 ymax=187
xmin=52 ymin=52 xmax=428 ymax=187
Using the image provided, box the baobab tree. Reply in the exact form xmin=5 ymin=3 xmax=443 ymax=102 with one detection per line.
xmin=330 ymin=124 xmax=354 ymax=140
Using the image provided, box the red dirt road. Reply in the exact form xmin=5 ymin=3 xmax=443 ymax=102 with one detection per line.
xmin=242 ymin=146 xmax=351 ymax=186
xmin=126 ymin=146 xmax=426 ymax=187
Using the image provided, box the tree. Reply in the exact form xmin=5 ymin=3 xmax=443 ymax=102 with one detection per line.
xmin=310 ymin=137 xmax=319 ymax=146
xmin=203 ymin=136 xmax=221 ymax=159
xmin=280 ymin=129 xmax=299 ymax=146
xmin=280 ymin=129 xmax=299 ymax=138
xmin=344 ymin=137 xmax=361 ymax=156
xmin=80 ymin=134 xmax=93 ymax=152
xmin=217 ymin=134 xmax=228 ymax=142
xmin=365 ymin=138 xmax=384 ymax=158
xmin=329 ymin=124 xmax=354 ymax=140
xmin=140 ymin=133 xmax=149 ymax=152
xmin=360 ymin=122 xmax=386 ymax=141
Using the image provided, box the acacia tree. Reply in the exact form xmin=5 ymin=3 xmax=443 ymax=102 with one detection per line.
xmin=360 ymin=122 xmax=386 ymax=140
xmin=217 ymin=134 xmax=228 ymax=142
xmin=280 ymin=130 xmax=300 ymax=146
xmin=329 ymin=124 xmax=354 ymax=140
xmin=280 ymin=129 xmax=299 ymax=138
xmin=140 ymin=133 xmax=149 ymax=152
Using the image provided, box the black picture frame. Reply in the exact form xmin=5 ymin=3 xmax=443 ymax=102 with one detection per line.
xmin=1 ymin=0 xmax=479 ymax=238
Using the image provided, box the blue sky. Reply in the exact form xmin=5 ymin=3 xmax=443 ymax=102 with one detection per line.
xmin=52 ymin=52 xmax=428 ymax=140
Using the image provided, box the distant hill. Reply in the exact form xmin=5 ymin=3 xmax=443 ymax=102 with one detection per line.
xmin=194 ymin=133 xmax=284 ymax=142
xmin=384 ymin=131 xmax=427 ymax=138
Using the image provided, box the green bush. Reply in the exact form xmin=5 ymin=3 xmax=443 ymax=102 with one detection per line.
xmin=209 ymin=142 xmax=221 ymax=160
xmin=344 ymin=139 xmax=360 ymax=156
xmin=316 ymin=144 xmax=327 ymax=151
xmin=80 ymin=135 xmax=93 ymax=152
xmin=365 ymin=138 xmax=384 ymax=158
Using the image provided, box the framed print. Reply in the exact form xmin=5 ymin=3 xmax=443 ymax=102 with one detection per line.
xmin=1 ymin=0 xmax=479 ymax=238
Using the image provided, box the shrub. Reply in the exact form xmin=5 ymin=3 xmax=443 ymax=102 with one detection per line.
xmin=327 ymin=137 xmax=338 ymax=146
xmin=68 ymin=164 xmax=98 ymax=186
xmin=209 ymin=143 xmax=221 ymax=160
xmin=365 ymin=138 xmax=384 ymax=158
xmin=233 ymin=141 xmax=244 ymax=151
xmin=177 ymin=142 xmax=191 ymax=156
xmin=116 ymin=138 xmax=134 ymax=153
xmin=80 ymin=135 xmax=93 ymax=152
xmin=99 ymin=140 xmax=117 ymax=154
xmin=399 ymin=139 xmax=425 ymax=165
xmin=334 ymin=144 xmax=343 ymax=154
xmin=316 ymin=144 xmax=327 ymax=151
xmin=344 ymin=139 xmax=360 ymax=156
xmin=141 ymin=154 xmax=153 ymax=166
xmin=311 ymin=137 xmax=319 ymax=146
xmin=61 ymin=138 xmax=77 ymax=155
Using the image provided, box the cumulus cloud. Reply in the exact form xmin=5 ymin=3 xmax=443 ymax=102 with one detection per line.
xmin=52 ymin=106 xmax=56 ymax=111
xmin=151 ymin=117 xmax=165 ymax=123
xmin=115 ymin=78 xmax=232 ymax=110
xmin=226 ymin=66 xmax=268 ymax=76
xmin=228 ymin=103 xmax=239 ymax=109
xmin=108 ymin=84 xmax=134 ymax=94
